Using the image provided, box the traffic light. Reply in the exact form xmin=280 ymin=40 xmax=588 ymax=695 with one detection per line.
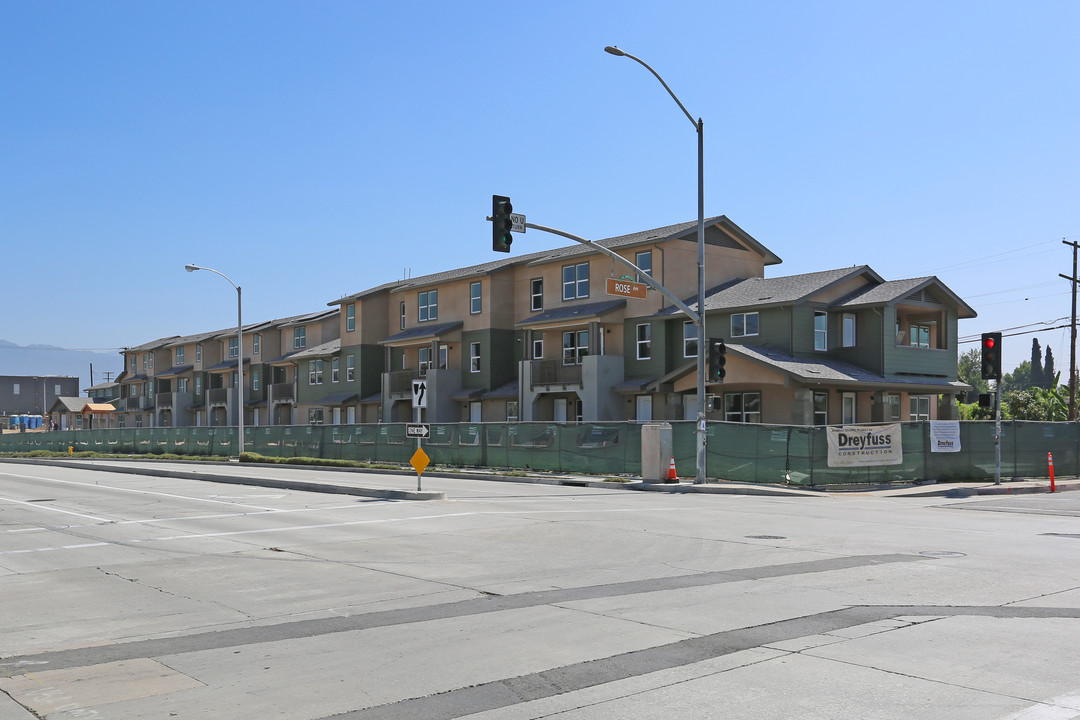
xmin=981 ymin=332 xmax=1002 ymax=380
xmin=491 ymin=195 xmax=513 ymax=253
xmin=708 ymin=338 xmax=727 ymax=382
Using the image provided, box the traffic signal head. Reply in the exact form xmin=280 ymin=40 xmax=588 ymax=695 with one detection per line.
xmin=492 ymin=195 xmax=513 ymax=253
xmin=708 ymin=338 xmax=727 ymax=382
xmin=981 ymin=332 xmax=1002 ymax=380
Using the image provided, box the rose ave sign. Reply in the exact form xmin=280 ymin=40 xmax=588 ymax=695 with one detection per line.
xmin=605 ymin=277 xmax=647 ymax=299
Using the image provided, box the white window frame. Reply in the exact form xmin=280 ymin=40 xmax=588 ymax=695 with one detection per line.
xmin=400 ymin=302 xmax=406 ymax=330
xmin=910 ymin=324 xmax=931 ymax=348
xmin=562 ymin=262 xmax=589 ymax=300
xmin=469 ymin=342 xmax=481 ymax=373
xmin=331 ymin=357 xmax=340 ymax=383
xmin=887 ymin=394 xmax=901 ymax=421
xmin=196 ymin=344 xmax=202 ymax=362
xmin=346 ymin=355 xmax=355 ymax=382
xmin=470 ymin=281 xmax=482 ymax=314
xmin=418 ymin=290 xmax=438 ymax=322
xmin=438 ymin=344 xmax=449 ymax=370
xmin=506 ymin=400 xmax=518 ymax=422
xmin=842 ymin=392 xmax=856 ymax=424
xmin=253 ymin=333 xmax=260 ymax=355
xmin=308 ymin=408 xmax=324 ymax=425
xmin=842 ymin=313 xmax=856 ymax=348
xmin=562 ymin=330 xmax=588 ymax=366
xmin=636 ymin=323 xmax=652 ymax=360
xmin=308 ymin=359 xmax=323 ymax=385
xmin=176 ymin=347 xmax=185 ymax=364
xmin=731 ymin=312 xmax=759 ymax=337
xmin=910 ymin=395 xmax=931 ymax=421
xmin=533 ymin=338 xmax=543 ymax=359
xmin=346 ymin=304 xmax=355 ymax=332
xmin=683 ymin=321 xmax=698 ymax=358
xmin=814 ymin=311 xmax=828 ymax=351
xmin=294 ymin=327 xmax=306 ymax=349
xmin=418 ymin=346 xmax=432 ymax=375
xmin=229 ymin=336 xmax=239 ymax=358
xmin=251 ymin=371 xmax=259 ymax=392
xmin=530 ymin=278 xmax=543 ymax=311
xmin=635 ymin=250 xmax=652 ymax=278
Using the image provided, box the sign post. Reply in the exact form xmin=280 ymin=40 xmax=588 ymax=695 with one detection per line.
xmin=411 ymin=380 xmax=428 ymax=491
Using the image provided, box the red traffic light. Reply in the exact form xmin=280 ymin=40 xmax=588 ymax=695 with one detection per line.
xmin=983 ymin=337 xmax=996 ymax=349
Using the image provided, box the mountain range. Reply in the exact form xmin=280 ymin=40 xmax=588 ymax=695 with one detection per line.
xmin=0 ymin=340 xmax=124 ymax=389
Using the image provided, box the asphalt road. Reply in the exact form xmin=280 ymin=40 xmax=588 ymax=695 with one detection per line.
xmin=1 ymin=461 xmax=1078 ymax=719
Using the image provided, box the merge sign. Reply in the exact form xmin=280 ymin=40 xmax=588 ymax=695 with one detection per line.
xmin=605 ymin=277 xmax=647 ymax=299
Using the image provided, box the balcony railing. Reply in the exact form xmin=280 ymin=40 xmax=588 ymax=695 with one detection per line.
xmin=208 ymin=388 xmax=230 ymax=406
xmin=157 ymin=394 xmax=174 ymax=409
xmin=388 ymin=370 xmax=417 ymax=395
xmin=121 ymin=396 xmax=147 ymax=411
xmin=269 ymin=383 xmax=294 ymax=404
xmin=530 ymin=359 xmax=582 ymax=388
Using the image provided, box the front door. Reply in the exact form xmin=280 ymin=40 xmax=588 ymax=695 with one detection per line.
xmin=636 ymin=395 xmax=652 ymax=421
xmin=469 ymin=401 xmax=482 ymax=423
xmin=553 ymin=398 xmax=568 ymax=422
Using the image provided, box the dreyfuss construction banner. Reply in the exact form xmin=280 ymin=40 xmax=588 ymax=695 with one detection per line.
xmin=826 ymin=424 xmax=903 ymax=467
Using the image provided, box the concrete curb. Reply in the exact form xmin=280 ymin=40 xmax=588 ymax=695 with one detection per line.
xmin=0 ymin=457 xmax=445 ymax=501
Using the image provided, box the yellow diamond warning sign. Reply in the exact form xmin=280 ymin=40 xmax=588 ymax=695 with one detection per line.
xmin=410 ymin=447 xmax=430 ymax=476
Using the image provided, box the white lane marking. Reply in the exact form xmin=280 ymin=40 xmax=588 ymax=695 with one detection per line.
xmin=0 ymin=495 xmax=111 ymax=522
xmin=0 ymin=506 xmax=676 ymax=555
xmin=998 ymin=692 xmax=1080 ymax=719
xmin=0 ymin=471 xmax=278 ymax=511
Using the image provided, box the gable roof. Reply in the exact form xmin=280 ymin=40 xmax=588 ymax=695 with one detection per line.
xmin=835 ymin=276 xmax=977 ymax=318
xmin=518 ymin=299 xmax=627 ymax=328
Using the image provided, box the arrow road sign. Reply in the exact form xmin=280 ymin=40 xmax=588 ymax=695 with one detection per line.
xmin=406 ymin=423 xmax=430 ymax=439
xmin=412 ymin=380 xmax=428 ymax=408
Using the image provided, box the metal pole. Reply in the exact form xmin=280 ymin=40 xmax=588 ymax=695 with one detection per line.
xmin=605 ymin=46 xmax=709 ymax=484
xmin=237 ymin=284 xmax=244 ymax=458
xmin=1062 ymin=239 xmax=1078 ymax=421
xmin=994 ymin=379 xmax=1002 ymax=485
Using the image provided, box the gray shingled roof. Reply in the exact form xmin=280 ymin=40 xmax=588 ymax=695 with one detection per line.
xmin=518 ymin=299 xmax=626 ymax=327
xmin=835 ymin=276 xmax=977 ymax=318
xmin=381 ymin=321 xmax=464 ymax=344
xmin=289 ymin=339 xmax=341 ymax=360
xmin=732 ymin=344 xmax=970 ymax=390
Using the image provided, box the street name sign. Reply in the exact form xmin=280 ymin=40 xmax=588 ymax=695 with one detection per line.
xmin=605 ymin=277 xmax=648 ymax=299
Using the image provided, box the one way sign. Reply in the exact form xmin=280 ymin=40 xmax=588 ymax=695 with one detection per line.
xmin=412 ymin=380 xmax=428 ymax=409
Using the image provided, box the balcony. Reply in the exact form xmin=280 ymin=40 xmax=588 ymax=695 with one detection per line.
xmin=157 ymin=394 xmax=174 ymax=409
xmin=208 ymin=388 xmax=230 ymax=406
xmin=387 ymin=370 xmax=417 ymax=395
xmin=529 ymin=359 xmax=582 ymax=388
xmin=120 ymin=396 xmax=147 ymax=411
xmin=269 ymin=383 xmax=295 ymax=405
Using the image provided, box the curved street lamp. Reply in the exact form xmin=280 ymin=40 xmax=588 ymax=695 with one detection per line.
xmin=605 ymin=46 xmax=708 ymax=484
xmin=185 ymin=264 xmax=244 ymax=458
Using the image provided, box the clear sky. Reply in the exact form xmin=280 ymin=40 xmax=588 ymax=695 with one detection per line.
xmin=2 ymin=1 xmax=1077 ymax=375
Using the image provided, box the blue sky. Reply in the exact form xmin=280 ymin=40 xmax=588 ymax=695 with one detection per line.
xmin=2 ymin=1 xmax=1077 ymax=375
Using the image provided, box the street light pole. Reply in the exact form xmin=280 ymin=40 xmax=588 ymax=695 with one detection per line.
xmin=185 ymin=264 xmax=244 ymax=458
xmin=605 ymin=45 xmax=708 ymax=485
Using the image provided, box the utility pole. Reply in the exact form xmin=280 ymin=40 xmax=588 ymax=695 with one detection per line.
xmin=1060 ymin=238 xmax=1079 ymax=421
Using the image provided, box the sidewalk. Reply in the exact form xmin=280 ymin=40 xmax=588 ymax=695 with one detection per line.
xmin=5 ymin=456 xmax=1078 ymax=499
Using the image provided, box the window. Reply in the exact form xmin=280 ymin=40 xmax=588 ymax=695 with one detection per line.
xmin=683 ymin=321 xmax=698 ymax=358
xmin=130 ymin=357 xmax=136 ymax=372
xmin=130 ymin=384 xmax=138 ymax=397
xmin=910 ymin=324 xmax=931 ymax=348
xmin=229 ymin=336 xmax=239 ymax=358
xmin=469 ymin=342 xmax=481 ymax=373
xmin=12 ymin=383 xmax=19 ymax=395
xmin=562 ymin=263 xmax=589 ymax=300
xmin=506 ymin=401 xmax=519 ymax=422
xmin=54 ymin=384 xmax=61 ymax=394
xmin=725 ymin=392 xmax=761 ymax=423
xmin=195 ymin=376 xmax=202 ymax=395
xmin=562 ymin=330 xmax=588 ymax=365
xmin=294 ymin=327 xmax=306 ymax=349
xmin=308 ymin=408 xmax=324 ymax=425
xmin=887 ymin=394 xmax=901 ymax=421
xmin=143 ymin=354 xmax=147 ymax=370
xmin=331 ymin=357 xmax=340 ymax=383
xmin=251 ymin=371 xmax=259 ymax=392
xmin=813 ymin=391 xmax=828 ymax=425
xmin=418 ymin=347 xmax=432 ymax=375
xmin=731 ymin=312 xmax=759 ymax=337
xmin=531 ymin=278 xmax=543 ymax=311
xmin=346 ymin=355 xmax=355 ymax=382
xmin=149 ymin=354 xmax=154 ymax=369
xmin=418 ymin=290 xmax=438 ymax=321
xmin=842 ymin=392 xmax=856 ymax=424
xmin=636 ymin=323 xmax=652 ymax=360
xmin=346 ymin=304 xmax=355 ymax=332
xmin=176 ymin=347 xmax=185 ymax=364
xmin=814 ymin=311 xmax=828 ymax=351
xmin=910 ymin=395 xmax=931 ymax=421
xmin=533 ymin=338 xmax=543 ymax=359
xmin=308 ymin=360 xmax=323 ymax=385
xmin=196 ymin=344 xmax=202 ymax=362
xmin=438 ymin=345 xmax=449 ymax=369
xmin=253 ymin=334 xmax=260 ymax=355
xmin=470 ymin=281 xmax=482 ymax=314
xmin=635 ymin=250 xmax=652 ymax=278
xmin=400 ymin=302 xmax=406 ymax=330
xmin=178 ymin=377 xmax=189 ymax=393
xmin=842 ymin=314 xmax=856 ymax=348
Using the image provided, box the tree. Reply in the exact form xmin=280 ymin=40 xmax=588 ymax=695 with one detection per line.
xmin=1043 ymin=347 xmax=1056 ymax=389
xmin=1001 ymin=360 xmax=1032 ymax=394
xmin=957 ymin=348 xmax=989 ymax=396
xmin=1030 ymin=339 xmax=1045 ymax=389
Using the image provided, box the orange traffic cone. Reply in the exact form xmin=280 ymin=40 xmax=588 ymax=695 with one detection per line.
xmin=667 ymin=456 xmax=678 ymax=482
